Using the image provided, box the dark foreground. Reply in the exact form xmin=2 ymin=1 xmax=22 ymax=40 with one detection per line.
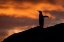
xmin=2 ymin=23 xmax=64 ymax=42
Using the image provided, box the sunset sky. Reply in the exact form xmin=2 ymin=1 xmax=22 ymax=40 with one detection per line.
xmin=0 ymin=0 xmax=64 ymax=42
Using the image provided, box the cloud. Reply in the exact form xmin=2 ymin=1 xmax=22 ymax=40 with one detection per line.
xmin=0 ymin=30 xmax=8 ymax=36
xmin=0 ymin=5 xmax=8 ymax=9
xmin=0 ymin=0 xmax=64 ymax=10
xmin=0 ymin=0 xmax=63 ymax=11
xmin=0 ymin=0 xmax=7 ymax=4
xmin=43 ymin=10 xmax=64 ymax=20
xmin=0 ymin=30 xmax=8 ymax=42
xmin=0 ymin=0 xmax=56 ymax=5
xmin=0 ymin=14 xmax=39 ymax=30
xmin=0 ymin=14 xmax=59 ymax=30
xmin=0 ymin=0 xmax=56 ymax=10
xmin=0 ymin=11 xmax=64 ymax=30
xmin=43 ymin=10 xmax=64 ymax=27
xmin=0 ymin=0 xmax=62 ymax=5
xmin=13 ymin=0 xmax=56 ymax=4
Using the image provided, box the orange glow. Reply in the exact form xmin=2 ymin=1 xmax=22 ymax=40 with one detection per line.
xmin=7 ymin=29 xmax=24 ymax=37
xmin=60 ymin=19 xmax=64 ymax=22
xmin=0 ymin=3 xmax=64 ymax=19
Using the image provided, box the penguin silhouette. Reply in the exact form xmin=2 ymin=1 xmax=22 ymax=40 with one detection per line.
xmin=38 ymin=11 xmax=49 ymax=28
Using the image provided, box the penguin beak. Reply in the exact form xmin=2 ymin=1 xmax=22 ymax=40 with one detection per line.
xmin=37 ymin=10 xmax=41 ymax=12
xmin=38 ymin=11 xmax=41 ymax=12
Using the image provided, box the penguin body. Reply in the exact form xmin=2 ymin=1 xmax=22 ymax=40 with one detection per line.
xmin=38 ymin=11 xmax=48 ymax=27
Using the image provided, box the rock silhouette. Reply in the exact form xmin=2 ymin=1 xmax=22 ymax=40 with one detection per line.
xmin=2 ymin=23 xmax=64 ymax=42
xmin=38 ymin=11 xmax=49 ymax=27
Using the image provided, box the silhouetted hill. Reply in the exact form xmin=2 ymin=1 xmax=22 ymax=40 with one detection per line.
xmin=2 ymin=23 xmax=64 ymax=42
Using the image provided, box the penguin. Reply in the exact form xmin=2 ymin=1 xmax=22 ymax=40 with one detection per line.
xmin=38 ymin=11 xmax=49 ymax=28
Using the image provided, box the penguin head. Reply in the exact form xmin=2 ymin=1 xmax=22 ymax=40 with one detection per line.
xmin=38 ymin=11 xmax=42 ymax=14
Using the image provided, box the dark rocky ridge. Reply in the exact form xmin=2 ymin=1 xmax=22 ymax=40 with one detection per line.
xmin=2 ymin=23 xmax=64 ymax=42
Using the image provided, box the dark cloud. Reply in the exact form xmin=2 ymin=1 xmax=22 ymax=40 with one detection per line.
xmin=0 ymin=14 xmax=56 ymax=30
xmin=0 ymin=13 xmax=63 ymax=30
xmin=0 ymin=0 xmax=64 ymax=9
xmin=0 ymin=14 xmax=39 ymax=30
xmin=0 ymin=5 xmax=8 ymax=9
xmin=43 ymin=10 xmax=64 ymax=20
xmin=0 ymin=0 xmax=7 ymax=4
xmin=0 ymin=0 xmax=64 ymax=7
xmin=13 ymin=0 xmax=56 ymax=4
xmin=0 ymin=0 xmax=56 ymax=9
xmin=0 ymin=0 xmax=56 ymax=4
xmin=44 ymin=18 xmax=62 ymax=27
xmin=0 ymin=30 xmax=8 ymax=36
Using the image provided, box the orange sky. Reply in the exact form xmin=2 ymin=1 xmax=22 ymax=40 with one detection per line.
xmin=0 ymin=0 xmax=64 ymax=42
xmin=0 ymin=2 xmax=64 ymax=19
